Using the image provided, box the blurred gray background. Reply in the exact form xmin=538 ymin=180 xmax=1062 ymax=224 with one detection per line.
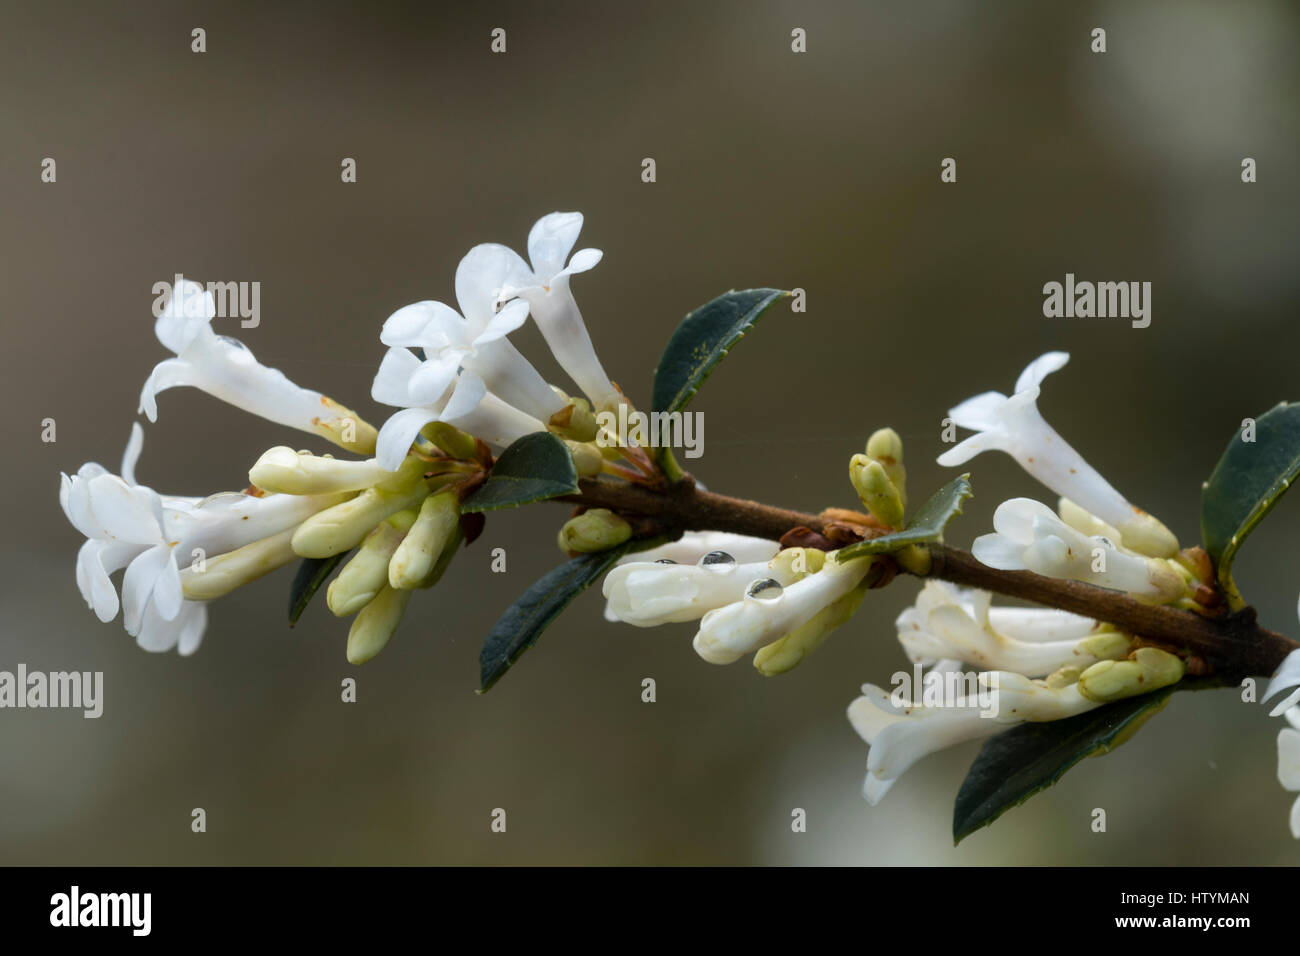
xmin=2 ymin=0 xmax=1299 ymax=864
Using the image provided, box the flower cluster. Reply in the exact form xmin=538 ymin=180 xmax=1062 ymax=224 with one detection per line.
xmin=60 ymin=214 xmax=631 ymax=661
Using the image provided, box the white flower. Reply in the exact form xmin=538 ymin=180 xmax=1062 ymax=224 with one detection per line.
xmin=1264 ymin=643 xmax=1300 ymax=717
xmin=604 ymin=546 xmax=798 ymax=628
xmin=1277 ymin=707 xmax=1300 ymax=839
xmin=60 ymin=424 xmax=345 ymax=654
xmin=380 ymin=245 xmax=568 ymax=425
xmin=897 ymin=580 xmax=1121 ymax=677
xmin=601 ymin=532 xmax=780 ymax=623
xmin=848 ymin=672 xmax=1100 ymax=804
xmin=489 ymin=212 xmax=621 ymax=412
xmin=140 ymin=278 xmax=375 ymax=454
xmin=370 ymin=349 xmax=547 ymax=470
xmin=693 ymin=552 xmax=874 ymax=664
xmin=973 ymin=498 xmax=1184 ymax=602
xmin=937 ymin=352 xmax=1177 ymax=557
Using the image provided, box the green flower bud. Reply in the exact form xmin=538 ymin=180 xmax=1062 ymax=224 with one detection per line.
xmin=290 ymin=457 xmax=430 ymax=559
xmin=326 ymin=510 xmax=417 ymax=617
xmin=558 ymin=508 xmax=632 ymax=554
xmin=388 ymin=491 xmax=460 ymax=590
xmin=1057 ymin=497 xmax=1121 ymax=539
xmin=565 ymin=440 xmax=604 ymax=478
xmin=1044 ymin=665 xmax=1083 ymax=689
xmin=753 ymin=581 xmax=868 ymax=676
xmin=865 ymin=427 xmax=906 ymax=509
xmin=549 ymin=397 xmax=600 ymax=443
xmin=1115 ymin=512 xmax=1180 ymax=559
xmin=346 ymin=584 xmax=413 ymax=665
xmin=249 ymin=446 xmax=391 ymax=495
xmin=769 ymin=547 xmax=826 ymax=579
xmin=1076 ymin=629 xmax=1133 ymax=662
xmin=180 ymin=527 xmax=300 ymax=600
xmin=1078 ymin=647 xmax=1184 ymax=703
xmin=421 ymin=421 xmax=480 ymax=461
xmin=849 ymin=455 xmax=905 ymax=528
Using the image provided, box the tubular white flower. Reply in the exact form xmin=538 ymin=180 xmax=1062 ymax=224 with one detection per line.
xmin=380 ymin=245 xmax=567 ymax=424
xmin=1264 ymin=644 xmax=1300 ymax=717
xmin=973 ymin=498 xmax=1184 ymax=602
xmin=249 ymin=446 xmax=393 ymax=495
xmin=936 ymin=352 xmax=1177 ymax=557
xmin=897 ymin=580 xmax=1119 ymax=677
xmin=487 ymin=212 xmax=621 ymax=412
xmin=602 ymin=532 xmax=781 ymax=622
xmin=848 ymin=672 xmax=1100 ymax=804
xmin=1278 ymin=707 xmax=1300 ymax=839
xmin=139 ymin=278 xmax=376 ymax=454
xmin=693 ymin=552 xmax=873 ymax=664
xmin=604 ymin=551 xmax=804 ymax=628
xmin=60 ymin=424 xmax=347 ymax=653
xmin=370 ymin=346 xmax=546 ymax=471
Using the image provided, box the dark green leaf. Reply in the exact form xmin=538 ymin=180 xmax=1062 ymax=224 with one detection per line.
xmin=1201 ymin=402 xmax=1300 ymax=609
xmin=952 ymin=689 xmax=1174 ymax=844
xmin=288 ymin=551 xmax=350 ymax=627
xmin=478 ymin=537 xmax=663 ymax=692
xmin=838 ymin=474 xmax=973 ymax=561
xmin=651 ymin=288 xmax=789 ymax=415
xmin=461 ymin=432 xmax=579 ymax=513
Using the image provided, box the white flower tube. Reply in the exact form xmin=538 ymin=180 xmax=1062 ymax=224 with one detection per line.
xmin=897 ymin=580 xmax=1123 ymax=677
xmin=973 ymin=498 xmax=1184 ymax=603
xmin=848 ymin=672 xmax=1100 ymax=804
xmin=487 ymin=212 xmax=621 ymax=412
xmin=1277 ymin=708 xmax=1300 ymax=838
xmin=139 ymin=278 xmax=376 ymax=454
xmin=1264 ymin=644 xmax=1300 ymax=717
xmin=693 ymin=552 xmax=873 ymax=664
xmin=936 ymin=352 xmax=1177 ymax=557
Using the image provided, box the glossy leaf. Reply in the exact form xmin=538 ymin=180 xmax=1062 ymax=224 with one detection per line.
xmin=288 ymin=551 xmax=350 ymax=626
xmin=461 ymin=432 xmax=579 ymax=514
xmin=1201 ymin=402 xmax=1300 ymax=609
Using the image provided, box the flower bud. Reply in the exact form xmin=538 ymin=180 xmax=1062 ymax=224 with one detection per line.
xmin=1057 ymin=497 xmax=1121 ymax=540
xmin=769 ymin=547 xmax=826 ymax=579
xmin=865 ymin=427 xmax=907 ymax=508
xmin=290 ymin=457 xmax=430 ymax=559
xmin=754 ymin=581 xmax=868 ymax=676
xmin=565 ymin=440 xmax=604 ymax=478
xmin=389 ymin=491 xmax=460 ymax=590
xmin=346 ymin=584 xmax=413 ymax=665
xmin=1077 ymin=647 xmax=1184 ymax=703
xmin=1076 ymin=629 xmax=1133 ymax=662
xmin=549 ymin=395 xmax=600 ymax=443
xmin=1044 ymin=665 xmax=1083 ymax=689
xmin=558 ymin=508 xmax=632 ymax=554
xmin=180 ymin=527 xmax=299 ymax=600
xmin=850 ymin=455 xmax=905 ymax=529
xmin=421 ymin=421 xmax=479 ymax=461
xmin=327 ymin=510 xmax=417 ymax=617
xmin=249 ymin=446 xmax=392 ymax=495
xmin=1115 ymin=512 xmax=1180 ymax=560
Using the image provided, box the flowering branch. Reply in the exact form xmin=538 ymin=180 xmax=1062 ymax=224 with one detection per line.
xmin=562 ymin=475 xmax=1299 ymax=679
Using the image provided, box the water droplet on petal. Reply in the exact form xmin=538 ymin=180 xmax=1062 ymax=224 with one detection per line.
xmin=699 ymin=550 xmax=735 ymax=568
xmin=747 ymin=578 xmax=784 ymax=600
xmin=654 ymin=558 xmax=677 ymax=564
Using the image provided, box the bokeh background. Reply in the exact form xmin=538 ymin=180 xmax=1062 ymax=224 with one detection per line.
xmin=2 ymin=0 xmax=1299 ymax=864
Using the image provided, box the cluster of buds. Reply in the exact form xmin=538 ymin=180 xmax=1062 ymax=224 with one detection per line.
xmin=59 ymin=213 xmax=649 ymax=660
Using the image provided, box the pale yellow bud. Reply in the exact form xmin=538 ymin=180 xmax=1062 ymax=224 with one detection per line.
xmin=865 ymin=427 xmax=906 ymax=508
xmin=327 ymin=511 xmax=416 ymax=617
xmin=290 ymin=457 xmax=430 ymax=559
xmin=753 ymin=582 xmax=868 ymax=676
xmin=421 ymin=421 xmax=480 ymax=461
xmin=180 ymin=527 xmax=299 ymax=600
xmin=346 ymin=585 xmax=413 ymax=665
xmin=565 ymin=440 xmax=604 ymax=478
xmin=558 ymin=508 xmax=632 ymax=554
xmin=1078 ymin=647 xmax=1184 ymax=703
xmin=850 ymin=455 xmax=905 ymax=528
xmin=388 ymin=492 xmax=460 ymax=590
xmin=249 ymin=446 xmax=392 ymax=495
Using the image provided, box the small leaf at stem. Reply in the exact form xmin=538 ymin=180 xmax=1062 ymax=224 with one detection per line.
xmin=837 ymin=475 xmax=972 ymax=561
xmin=461 ymin=432 xmax=579 ymax=513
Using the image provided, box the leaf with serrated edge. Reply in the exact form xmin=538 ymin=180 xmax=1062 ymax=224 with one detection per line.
xmin=1201 ymin=402 xmax=1300 ymax=609
xmin=651 ymin=289 xmax=789 ymax=416
xmin=288 ymin=551 xmax=350 ymax=626
xmin=838 ymin=474 xmax=972 ymax=561
xmin=462 ymin=432 xmax=578 ymax=513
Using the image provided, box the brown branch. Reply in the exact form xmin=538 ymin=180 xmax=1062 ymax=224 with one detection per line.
xmin=562 ymin=476 xmax=1299 ymax=679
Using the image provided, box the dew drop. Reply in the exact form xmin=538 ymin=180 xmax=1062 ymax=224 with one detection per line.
xmin=654 ymin=558 xmax=677 ymax=564
xmin=747 ymin=578 xmax=784 ymax=600
xmin=699 ymin=550 xmax=735 ymax=568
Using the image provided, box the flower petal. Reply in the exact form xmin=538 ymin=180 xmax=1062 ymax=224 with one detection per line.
xmin=86 ymin=475 xmax=164 ymax=544
xmin=370 ymin=347 xmax=423 ymax=407
xmin=473 ymin=299 xmax=530 ymax=346
xmin=375 ymin=406 xmax=440 ymax=472
xmin=457 ymin=244 xmax=532 ymax=328
xmin=1014 ymin=351 xmax=1070 ymax=394
xmin=440 ymin=369 xmax=488 ymax=423
xmin=120 ymin=544 xmax=173 ymax=636
xmin=380 ymin=301 xmax=466 ymax=348
xmin=526 ymin=211 xmax=584 ymax=280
